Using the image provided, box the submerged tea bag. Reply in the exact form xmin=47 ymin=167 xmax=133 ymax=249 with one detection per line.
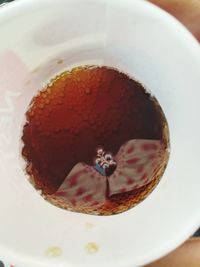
xmin=53 ymin=139 xmax=163 ymax=209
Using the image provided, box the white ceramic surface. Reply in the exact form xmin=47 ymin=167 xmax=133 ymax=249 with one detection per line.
xmin=0 ymin=0 xmax=200 ymax=267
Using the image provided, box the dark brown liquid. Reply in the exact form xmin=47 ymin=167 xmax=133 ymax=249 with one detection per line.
xmin=22 ymin=66 xmax=169 ymax=214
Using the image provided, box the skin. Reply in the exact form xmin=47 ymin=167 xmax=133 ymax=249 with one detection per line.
xmin=145 ymin=1 xmax=200 ymax=266
xmin=145 ymin=238 xmax=200 ymax=267
xmin=149 ymin=0 xmax=200 ymax=41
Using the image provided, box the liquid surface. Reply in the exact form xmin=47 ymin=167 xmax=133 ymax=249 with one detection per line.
xmin=22 ymin=66 xmax=169 ymax=215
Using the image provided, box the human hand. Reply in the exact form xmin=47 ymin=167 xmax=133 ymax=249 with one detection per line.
xmin=149 ymin=0 xmax=200 ymax=41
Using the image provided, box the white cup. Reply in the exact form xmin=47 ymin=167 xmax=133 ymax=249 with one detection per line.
xmin=0 ymin=0 xmax=200 ymax=267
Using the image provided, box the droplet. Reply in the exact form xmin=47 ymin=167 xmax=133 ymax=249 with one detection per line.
xmin=85 ymin=242 xmax=99 ymax=254
xmin=39 ymin=104 xmax=44 ymax=109
xmin=42 ymin=94 xmax=47 ymax=99
xmin=32 ymin=66 xmax=40 ymax=73
xmin=85 ymin=222 xmax=94 ymax=229
xmin=85 ymin=88 xmax=92 ymax=95
xmin=57 ymin=59 xmax=64 ymax=64
xmin=45 ymin=246 xmax=62 ymax=257
xmin=29 ymin=111 xmax=34 ymax=117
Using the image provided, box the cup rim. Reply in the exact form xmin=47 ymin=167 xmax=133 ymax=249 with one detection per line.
xmin=0 ymin=1 xmax=200 ymax=267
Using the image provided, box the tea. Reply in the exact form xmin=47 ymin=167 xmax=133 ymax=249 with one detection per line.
xmin=22 ymin=66 xmax=169 ymax=215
